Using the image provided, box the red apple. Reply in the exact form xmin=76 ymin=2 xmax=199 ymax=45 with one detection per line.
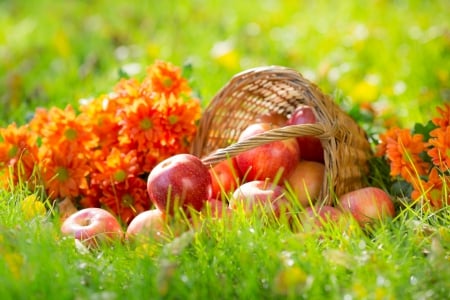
xmin=339 ymin=187 xmax=396 ymax=227
xmin=255 ymin=112 xmax=288 ymax=126
xmin=285 ymin=160 xmax=325 ymax=207
xmin=286 ymin=105 xmax=324 ymax=163
xmin=125 ymin=209 xmax=168 ymax=243
xmin=61 ymin=208 xmax=123 ymax=248
xmin=229 ymin=180 xmax=291 ymax=218
xmin=299 ymin=205 xmax=344 ymax=230
xmin=235 ymin=123 xmax=300 ymax=183
xmin=209 ymin=159 xmax=241 ymax=200
xmin=147 ymin=154 xmax=212 ymax=215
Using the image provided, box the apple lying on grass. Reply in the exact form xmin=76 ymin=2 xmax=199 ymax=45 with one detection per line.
xmin=147 ymin=153 xmax=212 ymax=215
xmin=298 ymin=205 xmax=345 ymax=230
xmin=339 ymin=187 xmax=396 ymax=227
xmin=61 ymin=208 xmax=123 ymax=248
xmin=229 ymin=180 xmax=291 ymax=218
xmin=126 ymin=208 xmax=168 ymax=243
xmin=285 ymin=160 xmax=325 ymax=207
xmin=235 ymin=123 xmax=300 ymax=182
xmin=286 ymin=105 xmax=324 ymax=163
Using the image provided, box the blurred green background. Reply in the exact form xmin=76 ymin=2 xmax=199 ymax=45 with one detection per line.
xmin=1 ymin=0 xmax=449 ymax=127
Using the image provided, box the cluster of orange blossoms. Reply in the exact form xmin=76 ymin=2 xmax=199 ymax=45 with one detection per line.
xmin=0 ymin=61 xmax=202 ymax=223
xmin=376 ymin=103 xmax=450 ymax=209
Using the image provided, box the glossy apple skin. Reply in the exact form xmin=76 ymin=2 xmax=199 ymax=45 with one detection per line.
xmin=235 ymin=123 xmax=300 ymax=183
xmin=147 ymin=154 xmax=212 ymax=215
xmin=285 ymin=161 xmax=325 ymax=207
xmin=209 ymin=159 xmax=241 ymax=200
xmin=125 ymin=209 xmax=167 ymax=243
xmin=339 ymin=187 xmax=396 ymax=227
xmin=229 ymin=180 xmax=291 ymax=218
xmin=61 ymin=208 xmax=123 ymax=248
xmin=286 ymin=105 xmax=324 ymax=163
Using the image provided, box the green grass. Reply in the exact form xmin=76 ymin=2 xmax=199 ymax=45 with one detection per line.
xmin=1 ymin=0 xmax=449 ymax=127
xmin=1 ymin=1 xmax=450 ymax=299
xmin=0 ymin=184 xmax=449 ymax=299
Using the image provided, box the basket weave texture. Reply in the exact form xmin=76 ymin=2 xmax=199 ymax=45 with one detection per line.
xmin=191 ymin=66 xmax=373 ymax=204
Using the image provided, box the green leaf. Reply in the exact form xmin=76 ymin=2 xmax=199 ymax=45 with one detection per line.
xmin=413 ymin=120 xmax=437 ymax=141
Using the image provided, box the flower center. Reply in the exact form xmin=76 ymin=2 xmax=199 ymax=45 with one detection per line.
xmin=113 ymin=170 xmax=127 ymax=182
xmin=64 ymin=128 xmax=78 ymax=141
xmin=168 ymin=115 xmax=178 ymax=125
xmin=56 ymin=167 xmax=69 ymax=182
xmin=121 ymin=193 xmax=134 ymax=207
xmin=163 ymin=78 xmax=173 ymax=88
xmin=8 ymin=145 xmax=18 ymax=158
xmin=140 ymin=118 xmax=153 ymax=130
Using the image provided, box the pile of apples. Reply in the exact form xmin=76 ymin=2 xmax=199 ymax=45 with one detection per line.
xmin=61 ymin=105 xmax=396 ymax=248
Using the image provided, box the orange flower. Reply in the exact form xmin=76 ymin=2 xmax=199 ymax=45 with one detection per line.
xmin=117 ymin=97 xmax=165 ymax=173
xmin=141 ymin=60 xmax=191 ymax=98
xmin=90 ymin=147 xmax=139 ymax=187
xmin=38 ymin=143 xmax=91 ymax=200
xmin=79 ymin=96 xmax=122 ymax=154
xmin=98 ymin=176 xmax=151 ymax=224
xmin=432 ymin=103 xmax=450 ymax=128
xmin=113 ymin=78 xmax=141 ymax=103
xmin=30 ymin=105 xmax=98 ymax=154
xmin=155 ymin=93 xmax=201 ymax=155
xmin=411 ymin=168 xmax=450 ymax=209
xmin=427 ymin=126 xmax=450 ymax=172
xmin=383 ymin=128 xmax=429 ymax=183
xmin=0 ymin=123 xmax=39 ymax=185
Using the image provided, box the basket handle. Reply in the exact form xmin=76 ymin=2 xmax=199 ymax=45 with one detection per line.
xmin=201 ymin=123 xmax=333 ymax=166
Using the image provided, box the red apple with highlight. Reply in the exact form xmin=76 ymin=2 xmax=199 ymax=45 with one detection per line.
xmin=147 ymin=154 xmax=212 ymax=215
xmin=339 ymin=187 xmax=396 ymax=227
xmin=61 ymin=208 xmax=123 ymax=248
xmin=235 ymin=123 xmax=300 ymax=183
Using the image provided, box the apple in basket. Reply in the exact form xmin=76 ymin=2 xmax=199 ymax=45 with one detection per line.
xmin=229 ymin=180 xmax=291 ymax=218
xmin=235 ymin=123 xmax=300 ymax=183
xmin=147 ymin=153 xmax=212 ymax=215
xmin=286 ymin=105 xmax=324 ymax=163
xmin=61 ymin=208 xmax=124 ymax=248
xmin=339 ymin=187 xmax=396 ymax=227
xmin=255 ymin=112 xmax=288 ymax=126
xmin=209 ymin=158 xmax=241 ymax=200
xmin=284 ymin=160 xmax=325 ymax=207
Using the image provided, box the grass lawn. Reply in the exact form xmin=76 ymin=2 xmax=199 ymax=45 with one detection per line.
xmin=1 ymin=1 xmax=449 ymax=299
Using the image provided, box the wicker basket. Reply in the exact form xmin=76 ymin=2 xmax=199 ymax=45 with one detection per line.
xmin=191 ymin=66 xmax=372 ymax=205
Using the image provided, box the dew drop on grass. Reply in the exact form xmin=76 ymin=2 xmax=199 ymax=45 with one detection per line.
xmin=410 ymin=275 xmax=418 ymax=285
xmin=180 ymin=274 xmax=189 ymax=283
xmin=358 ymin=240 xmax=366 ymax=250
xmin=376 ymin=275 xmax=390 ymax=287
